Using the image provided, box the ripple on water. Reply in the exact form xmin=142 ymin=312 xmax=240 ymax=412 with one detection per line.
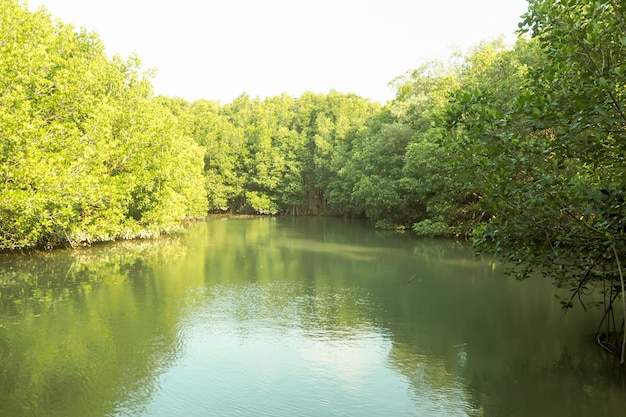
xmin=140 ymin=281 xmax=428 ymax=417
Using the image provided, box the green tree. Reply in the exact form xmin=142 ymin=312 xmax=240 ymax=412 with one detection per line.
xmin=392 ymin=61 xmax=468 ymax=234
xmin=342 ymin=113 xmax=414 ymax=227
xmin=211 ymin=92 xmax=378 ymax=216
xmin=294 ymin=91 xmax=380 ymax=214
xmin=330 ymin=60 xmax=470 ymax=232
xmin=445 ymin=1 xmax=626 ymax=363
xmin=423 ymin=39 xmax=541 ymax=237
xmin=161 ymin=97 xmax=248 ymax=212
xmin=0 ymin=1 xmax=207 ymax=250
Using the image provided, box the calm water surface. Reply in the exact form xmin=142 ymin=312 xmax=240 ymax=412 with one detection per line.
xmin=0 ymin=217 xmax=624 ymax=416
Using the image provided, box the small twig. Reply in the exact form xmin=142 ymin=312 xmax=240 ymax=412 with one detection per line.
xmin=595 ymin=287 xmax=620 ymax=339
xmin=566 ymin=264 xmax=595 ymax=312
xmin=407 ymin=274 xmax=417 ymax=284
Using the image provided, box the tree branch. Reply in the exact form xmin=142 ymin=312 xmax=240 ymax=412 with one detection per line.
xmin=610 ymin=244 xmax=626 ymax=366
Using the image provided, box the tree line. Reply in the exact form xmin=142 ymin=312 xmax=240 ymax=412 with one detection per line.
xmin=2 ymin=0 xmax=625 ymax=359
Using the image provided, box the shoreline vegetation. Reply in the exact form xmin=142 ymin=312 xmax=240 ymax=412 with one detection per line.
xmin=2 ymin=0 xmax=626 ymax=362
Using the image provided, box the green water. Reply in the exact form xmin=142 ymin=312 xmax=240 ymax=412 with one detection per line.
xmin=0 ymin=217 xmax=624 ymax=416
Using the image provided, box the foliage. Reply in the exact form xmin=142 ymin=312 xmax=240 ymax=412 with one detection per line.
xmin=0 ymin=0 xmax=207 ymax=250
xmin=444 ymin=0 xmax=626 ymax=363
xmin=176 ymin=91 xmax=380 ymax=216
xmin=293 ymin=91 xmax=381 ymax=214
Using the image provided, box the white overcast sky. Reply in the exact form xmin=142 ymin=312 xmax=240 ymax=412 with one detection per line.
xmin=27 ymin=0 xmax=529 ymax=104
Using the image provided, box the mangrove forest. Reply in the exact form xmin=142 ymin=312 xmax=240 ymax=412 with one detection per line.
xmin=2 ymin=0 xmax=626 ymax=362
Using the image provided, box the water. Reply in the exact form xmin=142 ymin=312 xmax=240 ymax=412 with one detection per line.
xmin=0 ymin=216 xmax=624 ymax=416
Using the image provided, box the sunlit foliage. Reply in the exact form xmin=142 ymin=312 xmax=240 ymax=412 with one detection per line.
xmin=0 ymin=0 xmax=207 ymax=249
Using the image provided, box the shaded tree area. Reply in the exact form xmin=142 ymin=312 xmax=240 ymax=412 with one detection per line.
xmin=158 ymin=92 xmax=383 ymax=216
xmin=442 ymin=0 xmax=626 ymax=363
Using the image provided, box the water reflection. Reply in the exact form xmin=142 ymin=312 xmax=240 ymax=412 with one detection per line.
xmin=146 ymin=281 xmax=419 ymax=417
xmin=0 ymin=217 xmax=624 ymax=416
xmin=0 ymin=238 xmax=187 ymax=417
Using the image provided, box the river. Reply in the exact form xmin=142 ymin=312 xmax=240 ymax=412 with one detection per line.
xmin=0 ymin=216 xmax=624 ymax=416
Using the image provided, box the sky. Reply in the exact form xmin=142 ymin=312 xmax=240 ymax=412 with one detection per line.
xmin=27 ymin=0 xmax=529 ymax=104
